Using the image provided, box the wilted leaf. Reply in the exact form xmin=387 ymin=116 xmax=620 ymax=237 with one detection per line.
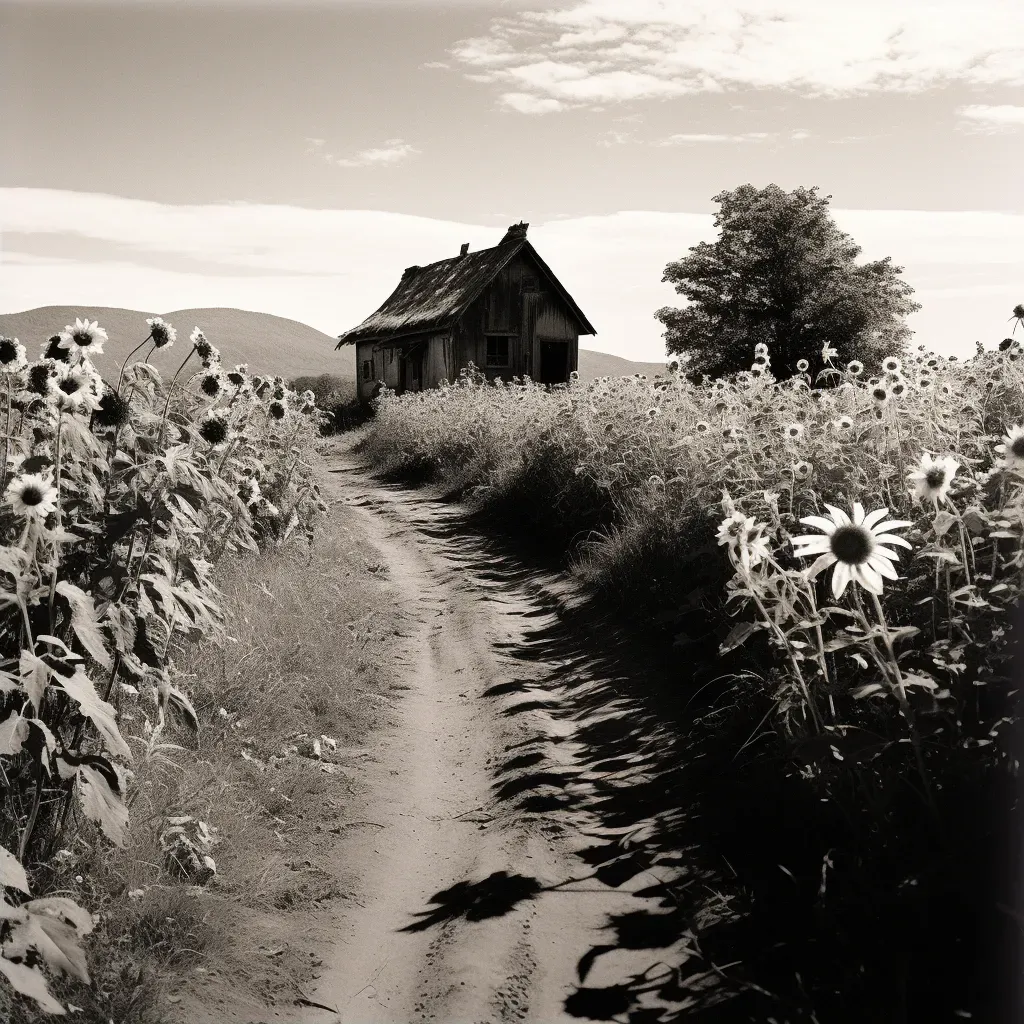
xmin=55 ymin=582 xmax=111 ymax=668
xmin=0 ymin=713 xmax=30 ymax=756
xmin=0 ymin=955 xmax=66 ymax=1015
xmin=19 ymin=652 xmax=50 ymax=713
xmin=77 ymin=764 xmax=129 ymax=846
xmin=54 ymin=670 xmax=131 ymax=761
xmin=0 ymin=844 xmax=29 ymax=894
xmin=720 ymin=620 xmax=757 ymax=654
xmin=931 ymin=510 xmax=958 ymax=537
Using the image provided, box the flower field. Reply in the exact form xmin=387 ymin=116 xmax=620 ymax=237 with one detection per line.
xmin=363 ymin=332 xmax=1024 ymax=1016
xmin=0 ymin=316 xmax=325 ymax=1015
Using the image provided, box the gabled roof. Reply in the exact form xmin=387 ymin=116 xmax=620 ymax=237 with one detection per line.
xmin=336 ymin=223 xmax=596 ymax=347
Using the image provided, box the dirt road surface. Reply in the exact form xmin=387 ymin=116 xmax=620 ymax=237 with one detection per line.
xmin=295 ymin=446 xmax=664 ymax=1024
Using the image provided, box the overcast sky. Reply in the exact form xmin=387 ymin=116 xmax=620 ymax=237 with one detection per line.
xmin=2 ymin=0 xmax=1023 ymax=361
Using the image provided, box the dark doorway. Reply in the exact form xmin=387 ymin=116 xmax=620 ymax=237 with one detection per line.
xmin=539 ymin=341 xmax=569 ymax=385
xmin=400 ymin=345 xmax=425 ymax=393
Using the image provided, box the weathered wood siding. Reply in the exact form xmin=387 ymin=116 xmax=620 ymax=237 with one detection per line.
xmin=452 ymin=252 xmax=580 ymax=384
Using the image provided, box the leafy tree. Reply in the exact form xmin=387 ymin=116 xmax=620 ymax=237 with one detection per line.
xmin=655 ymin=184 xmax=921 ymax=381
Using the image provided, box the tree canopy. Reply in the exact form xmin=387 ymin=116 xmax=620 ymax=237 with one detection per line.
xmin=655 ymin=184 xmax=921 ymax=381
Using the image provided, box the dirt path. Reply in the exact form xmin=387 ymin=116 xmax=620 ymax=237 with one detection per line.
xmin=294 ymin=445 xmax=653 ymax=1024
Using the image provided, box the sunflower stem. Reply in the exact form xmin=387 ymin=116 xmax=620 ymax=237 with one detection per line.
xmin=115 ymin=333 xmax=153 ymax=396
xmin=866 ymin=588 xmax=937 ymax=815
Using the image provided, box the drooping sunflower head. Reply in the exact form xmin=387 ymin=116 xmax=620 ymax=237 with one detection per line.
xmin=146 ymin=317 xmax=177 ymax=349
xmin=0 ymin=336 xmax=27 ymax=372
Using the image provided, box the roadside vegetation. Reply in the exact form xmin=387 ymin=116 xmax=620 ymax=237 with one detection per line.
xmin=0 ymin=316 xmax=395 ymax=1020
xmin=360 ymin=312 xmax=1024 ymax=1017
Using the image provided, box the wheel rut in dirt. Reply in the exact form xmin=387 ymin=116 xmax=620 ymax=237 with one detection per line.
xmin=298 ymin=448 xmax=703 ymax=1024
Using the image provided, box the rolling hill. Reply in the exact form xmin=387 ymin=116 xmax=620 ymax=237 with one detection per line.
xmin=0 ymin=306 xmax=665 ymax=384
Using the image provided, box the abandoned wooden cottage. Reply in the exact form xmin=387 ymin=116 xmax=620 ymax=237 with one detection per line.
xmin=336 ymin=222 xmax=596 ymax=401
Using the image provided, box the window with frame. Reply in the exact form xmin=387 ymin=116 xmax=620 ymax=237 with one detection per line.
xmin=362 ymin=359 xmax=373 ymax=381
xmin=486 ymin=337 xmax=510 ymax=368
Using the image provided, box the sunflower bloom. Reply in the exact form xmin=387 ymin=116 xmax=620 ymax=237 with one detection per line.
xmin=908 ymin=453 xmax=959 ymax=505
xmin=791 ymin=503 xmax=913 ymax=598
xmin=146 ymin=317 xmax=177 ymax=349
xmin=0 ymin=336 xmax=27 ymax=372
xmin=996 ymin=424 xmax=1024 ymax=469
xmin=6 ymin=472 xmax=59 ymax=520
xmin=59 ymin=318 xmax=107 ymax=357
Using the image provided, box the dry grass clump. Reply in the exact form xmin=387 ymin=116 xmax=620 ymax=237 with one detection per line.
xmin=6 ymin=512 xmax=400 ymax=1023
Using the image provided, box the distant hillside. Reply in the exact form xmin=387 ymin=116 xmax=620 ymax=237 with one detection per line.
xmin=577 ymin=349 xmax=666 ymax=380
xmin=0 ymin=305 xmax=664 ymax=384
xmin=0 ymin=306 xmax=351 ymax=382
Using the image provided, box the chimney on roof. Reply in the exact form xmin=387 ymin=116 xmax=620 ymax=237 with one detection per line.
xmin=460 ymin=242 xmax=470 ymax=256
xmin=402 ymin=265 xmax=420 ymax=281
xmin=501 ymin=222 xmax=529 ymax=244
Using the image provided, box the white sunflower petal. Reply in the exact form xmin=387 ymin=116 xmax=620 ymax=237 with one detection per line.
xmin=797 ymin=515 xmax=838 ymax=535
xmin=792 ymin=537 xmax=833 ymax=557
xmin=862 ymin=507 xmax=891 ymax=529
xmin=857 ymin=562 xmax=884 ymax=594
xmin=822 ymin=504 xmax=850 ymax=526
xmin=871 ymin=520 xmax=913 ymax=534
xmin=871 ymin=545 xmax=902 ymax=562
xmin=868 ymin=554 xmax=899 ymax=580
xmin=831 ymin=561 xmax=852 ymax=598
xmin=872 ymin=533 xmax=912 ymax=550
xmin=852 ymin=501 xmax=866 ymax=525
xmin=804 ymin=553 xmax=836 ymax=579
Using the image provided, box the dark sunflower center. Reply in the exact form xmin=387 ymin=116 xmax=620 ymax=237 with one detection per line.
xmin=269 ymin=402 xmax=286 ymax=420
xmin=227 ymin=373 xmax=244 ymax=386
xmin=58 ymin=376 xmax=83 ymax=395
xmin=830 ymin=525 xmax=873 ymax=565
xmin=151 ymin=326 xmax=170 ymax=345
xmin=200 ymin=418 xmax=229 ymax=444
xmin=0 ymin=339 xmax=18 ymax=363
xmin=201 ymin=375 xmax=221 ymax=396
xmin=872 ymin=387 xmax=888 ymax=401
xmin=1011 ymin=437 xmax=1024 ymax=459
xmin=21 ymin=485 xmax=43 ymax=506
xmin=925 ymin=468 xmax=946 ymax=488
xmin=72 ymin=330 xmax=93 ymax=347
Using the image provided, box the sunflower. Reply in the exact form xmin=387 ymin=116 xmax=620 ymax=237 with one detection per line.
xmin=891 ymin=381 xmax=908 ymax=398
xmin=784 ymin=422 xmax=804 ymax=441
xmin=226 ymin=365 xmax=248 ymax=388
xmin=199 ymin=372 xmax=222 ymax=397
xmin=847 ymin=360 xmax=864 ymax=377
xmin=821 ymin=342 xmax=838 ymax=362
xmin=53 ymin=363 xmax=102 ymax=413
xmin=191 ymin=328 xmax=220 ymax=365
xmin=792 ymin=460 xmax=812 ymax=481
xmin=6 ymin=472 xmax=59 ymax=520
xmin=146 ymin=317 xmax=177 ymax=349
xmin=835 ymin=415 xmax=854 ymax=431
xmin=871 ymin=384 xmax=889 ymax=406
xmin=996 ymin=424 xmax=1024 ymax=469
xmin=882 ymin=356 xmax=902 ymax=374
xmin=754 ymin=343 xmax=769 ymax=358
xmin=695 ymin=420 xmax=710 ymax=434
xmin=791 ymin=503 xmax=913 ymax=598
xmin=796 ymin=358 xmax=809 ymax=373
xmin=908 ymin=453 xmax=959 ymax=505
xmin=268 ymin=400 xmax=287 ymax=420
xmin=198 ymin=410 xmax=232 ymax=447
xmin=716 ymin=512 xmax=770 ymax=572
xmin=59 ymin=318 xmax=107 ymax=357
xmin=917 ymin=374 xmax=933 ymax=389
xmin=0 ymin=336 xmax=27 ymax=373
xmin=237 ymin=477 xmax=261 ymax=505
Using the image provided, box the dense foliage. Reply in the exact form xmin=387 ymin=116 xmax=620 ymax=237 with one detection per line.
xmin=0 ymin=317 xmax=325 ymax=1014
xmin=655 ymin=184 xmax=921 ymax=381
xmin=364 ymin=327 xmax=1023 ymax=1019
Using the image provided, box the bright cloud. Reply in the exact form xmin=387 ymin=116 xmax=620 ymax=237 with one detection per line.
xmin=453 ymin=1 xmax=1024 ymax=111
xmin=307 ymin=136 xmax=420 ymax=168
xmin=657 ymin=129 xmax=811 ymax=144
xmin=957 ymin=104 xmax=1024 ymax=130
xmin=1 ymin=190 xmax=1021 ymax=362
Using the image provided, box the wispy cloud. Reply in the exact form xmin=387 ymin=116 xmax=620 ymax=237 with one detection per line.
xmin=956 ymin=104 xmax=1024 ymax=131
xmin=452 ymin=1 xmax=1024 ymax=112
xmin=657 ymin=129 xmax=811 ymax=144
xmin=306 ymin=136 xmax=420 ymax=169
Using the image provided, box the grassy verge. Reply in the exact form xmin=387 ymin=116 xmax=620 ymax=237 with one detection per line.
xmin=5 ymin=500 xmax=403 ymax=1024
